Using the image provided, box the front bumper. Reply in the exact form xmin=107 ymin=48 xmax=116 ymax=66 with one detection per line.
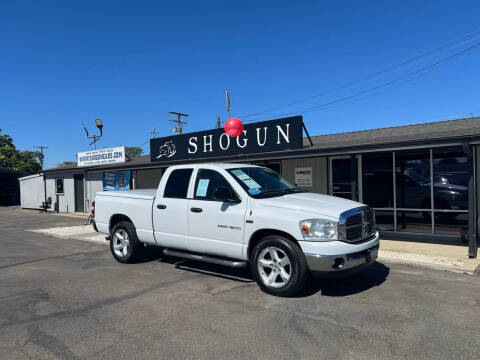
xmin=303 ymin=233 xmax=380 ymax=278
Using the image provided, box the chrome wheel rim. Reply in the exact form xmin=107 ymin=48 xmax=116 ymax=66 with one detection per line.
xmin=257 ymin=247 xmax=291 ymax=288
xmin=112 ymin=229 xmax=130 ymax=258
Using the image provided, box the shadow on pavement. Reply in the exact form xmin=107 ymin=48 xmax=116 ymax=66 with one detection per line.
xmin=136 ymin=249 xmax=390 ymax=296
xmin=297 ymin=261 xmax=390 ymax=298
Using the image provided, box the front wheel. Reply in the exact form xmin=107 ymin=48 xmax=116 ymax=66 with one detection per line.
xmin=110 ymin=221 xmax=142 ymax=263
xmin=251 ymin=235 xmax=309 ymax=296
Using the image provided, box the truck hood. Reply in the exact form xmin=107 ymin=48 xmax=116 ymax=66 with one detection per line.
xmin=255 ymin=192 xmax=365 ymax=219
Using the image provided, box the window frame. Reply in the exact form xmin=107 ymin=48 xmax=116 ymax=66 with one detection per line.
xmin=55 ymin=178 xmax=64 ymax=195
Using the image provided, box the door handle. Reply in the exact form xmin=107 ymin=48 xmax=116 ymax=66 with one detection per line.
xmin=157 ymin=204 xmax=167 ymax=209
xmin=190 ymin=207 xmax=203 ymax=213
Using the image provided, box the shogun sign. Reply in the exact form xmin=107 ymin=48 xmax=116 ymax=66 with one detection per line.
xmin=150 ymin=116 xmax=303 ymax=162
xmin=77 ymin=146 xmax=126 ymax=167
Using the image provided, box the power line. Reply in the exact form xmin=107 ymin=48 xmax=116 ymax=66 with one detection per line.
xmin=33 ymin=145 xmax=48 ymax=170
xmin=244 ymin=41 xmax=480 ymax=122
xmin=238 ymin=28 xmax=480 ymax=119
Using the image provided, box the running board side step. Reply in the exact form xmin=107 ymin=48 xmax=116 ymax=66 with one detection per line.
xmin=162 ymin=249 xmax=248 ymax=268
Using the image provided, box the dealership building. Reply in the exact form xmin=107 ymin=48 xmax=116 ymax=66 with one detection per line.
xmin=19 ymin=116 xmax=480 ymax=258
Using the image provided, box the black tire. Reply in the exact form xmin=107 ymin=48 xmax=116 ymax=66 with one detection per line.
xmin=110 ymin=221 xmax=142 ymax=263
xmin=250 ymin=235 xmax=309 ymax=297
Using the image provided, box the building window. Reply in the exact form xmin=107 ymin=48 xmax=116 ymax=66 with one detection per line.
xmin=356 ymin=147 xmax=471 ymax=239
xmin=432 ymin=147 xmax=469 ymax=237
xmin=374 ymin=210 xmax=395 ymax=231
xmin=396 ymin=210 xmax=431 ymax=233
xmin=56 ymin=178 xmax=64 ymax=195
xmin=331 ymin=157 xmax=359 ymax=200
xmin=395 ymin=149 xmax=431 ymax=210
xmin=432 ymin=147 xmax=468 ymax=210
xmin=362 ymin=152 xmax=394 ymax=208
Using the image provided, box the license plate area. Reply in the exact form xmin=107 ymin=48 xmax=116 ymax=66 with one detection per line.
xmin=347 ymin=245 xmax=379 ymax=262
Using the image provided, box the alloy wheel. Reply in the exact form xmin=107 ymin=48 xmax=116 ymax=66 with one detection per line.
xmin=257 ymin=247 xmax=292 ymax=288
xmin=112 ymin=229 xmax=130 ymax=258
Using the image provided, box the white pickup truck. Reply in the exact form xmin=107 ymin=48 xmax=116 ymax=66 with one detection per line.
xmin=94 ymin=163 xmax=379 ymax=296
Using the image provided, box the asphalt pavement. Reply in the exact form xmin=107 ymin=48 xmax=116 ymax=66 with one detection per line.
xmin=0 ymin=207 xmax=479 ymax=360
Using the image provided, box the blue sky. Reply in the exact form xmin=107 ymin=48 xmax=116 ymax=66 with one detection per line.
xmin=1 ymin=1 xmax=479 ymax=168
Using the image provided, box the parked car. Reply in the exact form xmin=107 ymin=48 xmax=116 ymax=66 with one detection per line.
xmin=93 ymin=163 xmax=379 ymax=296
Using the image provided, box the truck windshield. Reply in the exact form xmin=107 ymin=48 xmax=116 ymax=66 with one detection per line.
xmin=227 ymin=167 xmax=306 ymax=198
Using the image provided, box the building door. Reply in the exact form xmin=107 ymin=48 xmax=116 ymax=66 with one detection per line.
xmin=329 ymin=155 xmax=362 ymax=201
xmin=74 ymin=174 xmax=84 ymax=212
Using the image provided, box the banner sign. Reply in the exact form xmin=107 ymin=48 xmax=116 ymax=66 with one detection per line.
xmin=77 ymin=146 xmax=126 ymax=167
xmin=103 ymin=171 xmax=131 ymax=191
xmin=150 ymin=116 xmax=303 ymax=162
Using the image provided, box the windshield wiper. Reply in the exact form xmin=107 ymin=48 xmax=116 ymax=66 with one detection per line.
xmin=288 ymin=188 xmax=307 ymax=193
xmin=255 ymin=188 xmax=305 ymax=198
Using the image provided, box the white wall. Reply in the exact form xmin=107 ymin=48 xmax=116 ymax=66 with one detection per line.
xmin=45 ymin=173 xmax=77 ymax=212
xmin=19 ymin=174 xmax=45 ymax=209
xmin=282 ymin=157 xmax=328 ymax=194
xmin=86 ymin=172 xmax=103 ymax=212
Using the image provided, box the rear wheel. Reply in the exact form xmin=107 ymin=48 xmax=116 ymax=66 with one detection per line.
xmin=251 ymin=235 xmax=309 ymax=296
xmin=110 ymin=221 xmax=141 ymax=263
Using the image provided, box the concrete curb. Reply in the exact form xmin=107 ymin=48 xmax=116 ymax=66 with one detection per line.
xmin=378 ymin=250 xmax=479 ymax=275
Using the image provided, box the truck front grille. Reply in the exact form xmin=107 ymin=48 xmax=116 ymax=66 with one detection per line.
xmin=339 ymin=207 xmax=376 ymax=243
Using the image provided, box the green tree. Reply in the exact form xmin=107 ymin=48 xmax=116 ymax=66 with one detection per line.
xmin=125 ymin=146 xmax=143 ymax=159
xmin=0 ymin=129 xmax=42 ymax=174
xmin=57 ymin=161 xmax=77 ymax=167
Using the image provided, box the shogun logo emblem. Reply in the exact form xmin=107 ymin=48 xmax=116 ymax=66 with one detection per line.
xmin=156 ymin=141 xmax=176 ymax=158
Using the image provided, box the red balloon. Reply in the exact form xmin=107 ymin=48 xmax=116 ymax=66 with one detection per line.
xmin=224 ymin=118 xmax=244 ymax=137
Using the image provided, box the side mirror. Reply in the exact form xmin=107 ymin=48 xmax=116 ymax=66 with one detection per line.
xmin=213 ymin=186 xmax=238 ymax=203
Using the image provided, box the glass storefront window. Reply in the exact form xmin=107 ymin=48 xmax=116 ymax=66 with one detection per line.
xmin=374 ymin=210 xmax=395 ymax=231
xmin=395 ymin=150 xmax=431 ymax=209
xmin=362 ymin=153 xmax=394 ymax=208
xmin=397 ymin=211 xmax=432 ymax=233
xmin=434 ymin=212 xmax=468 ymax=237
xmin=432 ymin=147 xmax=469 ymax=210
xmin=331 ymin=157 xmax=359 ymax=200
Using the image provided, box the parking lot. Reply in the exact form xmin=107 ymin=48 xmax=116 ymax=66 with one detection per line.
xmin=0 ymin=206 xmax=479 ymax=360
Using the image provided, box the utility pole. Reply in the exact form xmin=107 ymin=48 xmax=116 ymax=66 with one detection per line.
xmin=33 ymin=145 xmax=48 ymax=170
xmin=225 ymin=89 xmax=231 ymax=120
xmin=216 ymin=116 xmax=221 ymax=129
xmin=151 ymin=128 xmax=159 ymax=137
xmin=169 ymin=111 xmax=189 ymax=134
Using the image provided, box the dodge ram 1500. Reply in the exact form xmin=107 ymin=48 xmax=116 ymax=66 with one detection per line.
xmin=94 ymin=163 xmax=379 ymax=296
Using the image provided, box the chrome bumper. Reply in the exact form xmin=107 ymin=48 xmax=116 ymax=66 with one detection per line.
xmin=305 ymin=243 xmax=379 ymax=278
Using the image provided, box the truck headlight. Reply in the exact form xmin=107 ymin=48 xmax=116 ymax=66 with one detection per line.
xmin=299 ymin=219 xmax=338 ymax=241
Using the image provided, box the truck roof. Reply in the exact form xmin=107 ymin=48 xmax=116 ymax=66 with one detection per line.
xmin=168 ymin=162 xmax=261 ymax=170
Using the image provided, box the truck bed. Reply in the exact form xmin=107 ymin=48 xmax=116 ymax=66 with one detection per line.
xmin=94 ymin=189 xmax=157 ymax=245
xmin=95 ymin=189 xmax=156 ymax=200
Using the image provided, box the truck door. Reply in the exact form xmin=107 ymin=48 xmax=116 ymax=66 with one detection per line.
xmin=187 ymin=169 xmax=247 ymax=259
xmin=152 ymin=168 xmax=193 ymax=249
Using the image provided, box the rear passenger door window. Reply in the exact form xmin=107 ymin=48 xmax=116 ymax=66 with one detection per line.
xmin=163 ymin=169 xmax=193 ymax=199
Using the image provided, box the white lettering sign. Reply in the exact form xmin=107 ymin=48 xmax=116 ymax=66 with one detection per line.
xmin=77 ymin=146 xmax=126 ymax=167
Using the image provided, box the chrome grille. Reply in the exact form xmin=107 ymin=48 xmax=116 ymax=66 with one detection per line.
xmin=339 ymin=207 xmax=376 ymax=243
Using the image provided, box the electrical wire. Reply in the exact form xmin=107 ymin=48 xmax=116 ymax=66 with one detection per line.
xmin=237 ymin=28 xmax=480 ymax=119
xmin=243 ymin=41 xmax=480 ymax=122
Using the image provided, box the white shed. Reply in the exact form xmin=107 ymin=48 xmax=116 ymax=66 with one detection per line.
xmin=19 ymin=174 xmax=45 ymax=209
